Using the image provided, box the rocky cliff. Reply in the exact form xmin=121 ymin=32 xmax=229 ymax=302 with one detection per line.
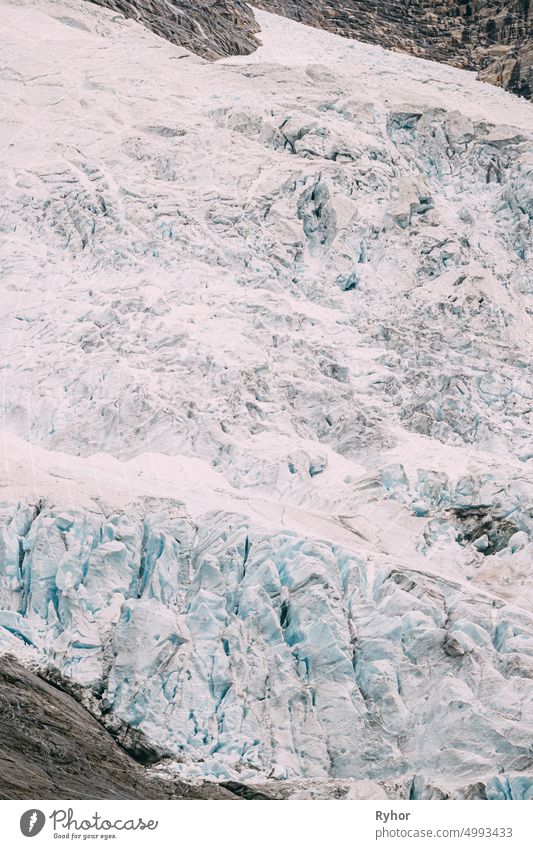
xmin=0 ymin=657 xmax=237 ymax=799
xmin=89 ymin=0 xmax=260 ymax=58
xmin=254 ymin=1 xmax=532 ymax=98
xmin=84 ymin=0 xmax=532 ymax=97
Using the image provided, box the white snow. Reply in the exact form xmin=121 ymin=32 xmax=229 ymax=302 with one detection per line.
xmin=0 ymin=0 xmax=532 ymax=797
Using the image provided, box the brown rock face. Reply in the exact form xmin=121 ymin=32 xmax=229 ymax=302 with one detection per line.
xmin=479 ymin=36 xmax=532 ymax=99
xmin=88 ymin=0 xmax=260 ymax=59
xmin=84 ymin=0 xmax=531 ymax=98
xmin=0 ymin=657 xmax=236 ymax=799
xmin=254 ymin=1 xmax=532 ymax=98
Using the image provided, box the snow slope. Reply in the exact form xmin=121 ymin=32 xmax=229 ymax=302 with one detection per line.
xmin=0 ymin=0 xmax=532 ymax=797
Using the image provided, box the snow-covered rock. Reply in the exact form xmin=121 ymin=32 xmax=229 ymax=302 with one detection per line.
xmin=0 ymin=0 xmax=531 ymax=795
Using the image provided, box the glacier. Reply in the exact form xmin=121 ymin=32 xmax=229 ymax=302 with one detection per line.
xmin=0 ymin=0 xmax=532 ymax=798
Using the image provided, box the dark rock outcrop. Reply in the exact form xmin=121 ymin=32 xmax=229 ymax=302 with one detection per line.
xmin=89 ymin=0 xmax=260 ymax=59
xmin=479 ymin=36 xmax=532 ymax=99
xmin=84 ymin=0 xmax=531 ymax=98
xmin=254 ymin=1 xmax=532 ymax=98
xmin=0 ymin=657 xmax=236 ymax=799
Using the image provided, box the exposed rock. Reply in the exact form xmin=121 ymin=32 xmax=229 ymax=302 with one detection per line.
xmin=480 ymin=38 xmax=533 ymax=99
xmin=88 ymin=0 xmax=260 ymax=59
xmin=254 ymin=1 xmax=532 ymax=98
xmin=0 ymin=656 xmax=237 ymax=799
xmin=81 ymin=0 xmax=531 ymax=97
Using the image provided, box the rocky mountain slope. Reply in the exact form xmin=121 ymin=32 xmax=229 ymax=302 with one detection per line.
xmin=0 ymin=0 xmax=532 ymax=799
xmin=255 ymin=1 xmax=533 ymax=98
xmin=89 ymin=0 xmax=260 ymax=59
xmin=0 ymin=656 xmax=237 ymax=799
xmin=83 ymin=0 xmax=532 ymax=98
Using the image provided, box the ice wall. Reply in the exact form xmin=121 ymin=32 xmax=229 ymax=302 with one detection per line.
xmin=1 ymin=497 xmax=531 ymax=785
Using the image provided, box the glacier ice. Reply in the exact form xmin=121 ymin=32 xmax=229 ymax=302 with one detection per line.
xmin=0 ymin=0 xmax=531 ymax=796
xmin=0 ymin=494 xmax=532 ymax=788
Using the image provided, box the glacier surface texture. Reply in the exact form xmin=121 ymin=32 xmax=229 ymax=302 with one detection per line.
xmin=0 ymin=0 xmax=532 ymax=797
